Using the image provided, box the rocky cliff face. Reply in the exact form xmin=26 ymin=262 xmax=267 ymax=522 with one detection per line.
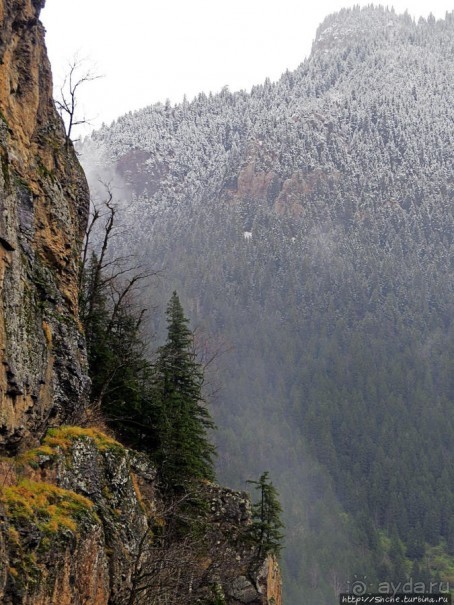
xmin=0 ymin=0 xmax=89 ymax=452
xmin=0 ymin=428 xmax=281 ymax=604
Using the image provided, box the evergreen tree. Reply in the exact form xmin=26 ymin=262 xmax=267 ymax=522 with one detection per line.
xmin=406 ymin=525 xmax=425 ymax=560
xmin=247 ymin=472 xmax=284 ymax=558
xmin=151 ymin=292 xmax=216 ymax=491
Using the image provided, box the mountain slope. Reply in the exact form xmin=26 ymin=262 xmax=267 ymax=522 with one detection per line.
xmin=81 ymin=7 xmax=454 ymax=603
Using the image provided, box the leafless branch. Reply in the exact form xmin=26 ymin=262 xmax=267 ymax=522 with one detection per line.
xmin=55 ymin=56 xmax=103 ymax=144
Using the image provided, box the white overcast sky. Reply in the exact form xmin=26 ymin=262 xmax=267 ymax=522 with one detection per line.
xmin=42 ymin=0 xmax=453 ymax=131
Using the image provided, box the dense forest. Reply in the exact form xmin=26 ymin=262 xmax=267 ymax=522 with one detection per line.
xmin=78 ymin=221 xmax=285 ymax=603
xmin=80 ymin=6 xmax=454 ymax=603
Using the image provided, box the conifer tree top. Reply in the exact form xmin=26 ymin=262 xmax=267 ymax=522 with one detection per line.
xmin=165 ymin=291 xmax=192 ymax=350
xmin=153 ymin=291 xmax=216 ymax=490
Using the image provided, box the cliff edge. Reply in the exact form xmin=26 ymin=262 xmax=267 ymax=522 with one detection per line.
xmin=0 ymin=0 xmax=89 ymax=452
xmin=0 ymin=428 xmax=282 ymax=604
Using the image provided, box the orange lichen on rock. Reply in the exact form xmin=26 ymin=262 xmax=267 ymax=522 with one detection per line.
xmin=0 ymin=0 xmax=89 ymax=452
xmin=265 ymin=555 xmax=283 ymax=605
xmin=1 ymin=478 xmax=95 ymax=534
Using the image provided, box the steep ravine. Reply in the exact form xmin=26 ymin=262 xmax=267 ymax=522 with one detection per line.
xmin=0 ymin=2 xmax=281 ymax=603
xmin=79 ymin=8 xmax=454 ymax=603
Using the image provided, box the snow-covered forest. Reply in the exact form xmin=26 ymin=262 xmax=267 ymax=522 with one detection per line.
xmin=80 ymin=7 xmax=454 ymax=603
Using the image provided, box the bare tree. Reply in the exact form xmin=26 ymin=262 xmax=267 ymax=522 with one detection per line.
xmin=191 ymin=325 xmax=233 ymax=403
xmin=126 ymin=484 xmax=263 ymax=605
xmin=127 ymin=495 xmax=207 ymax=605
xmin=80 ymin=187 xmax=149 ymax=335
xmin=79 ymin=183 xmax=160 ymax=432
xmin=55 ymin=56 xmax=102 ymax=144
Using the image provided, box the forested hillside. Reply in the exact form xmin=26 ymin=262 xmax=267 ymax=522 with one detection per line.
xmin=80 ymin=7 xmax=454 ymax=603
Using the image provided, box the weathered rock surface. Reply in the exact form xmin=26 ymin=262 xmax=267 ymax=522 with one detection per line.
xmin=0 ymin=429 xmax=143 ymax=604
xmin=0 ymin=0 xmax=89 ymax=451
xmin=0 ymin=428 xmax=282 ymax=605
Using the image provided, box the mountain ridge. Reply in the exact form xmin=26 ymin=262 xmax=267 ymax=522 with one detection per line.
xmin=80 ymin=6 xmax=454 ymax=604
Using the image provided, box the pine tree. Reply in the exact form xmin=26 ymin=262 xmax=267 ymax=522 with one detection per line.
xmin=151 ymin=292 xmax=216 ymax=491
xmin=247 ymin=472 xmax=284 ymax=558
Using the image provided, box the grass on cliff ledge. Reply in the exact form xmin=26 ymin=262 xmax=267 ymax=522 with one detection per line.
xmin=43 ymin=426 xmax=122 ymax=452
xmin=17 ymin=426 xmax=124 ymax=468
xmin=1 ymin=479 xmax=96 ymax=534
